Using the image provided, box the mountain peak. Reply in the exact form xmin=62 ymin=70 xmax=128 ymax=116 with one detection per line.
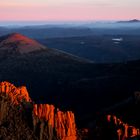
xmin=117 ymin=19 xmax=140 ymax=23
xmin=7 ymin=32 xmax=26 ymax=38
xmin=0 ymin=33 xmax=46 ymax=54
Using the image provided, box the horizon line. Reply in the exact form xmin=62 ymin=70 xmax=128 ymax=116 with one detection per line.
xmin=0 ymin=19 xmax=139 ymax=22
xmin=0 ymin=19 xmax=139 ymax=27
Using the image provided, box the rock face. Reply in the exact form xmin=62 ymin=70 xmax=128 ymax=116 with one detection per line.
xmin=33 ymin=104 xmax=77 ymax=140
xmin=0 ymin=81 xmax=77 ymax=140
xmin=0 ymin=81 xmax=36 ymax=140
xmin=0 ymin=81 xmax=31 ymax=105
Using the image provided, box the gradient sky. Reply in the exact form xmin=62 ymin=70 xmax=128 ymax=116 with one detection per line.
xmin=0 ymin=0 xmax=140 ymax=21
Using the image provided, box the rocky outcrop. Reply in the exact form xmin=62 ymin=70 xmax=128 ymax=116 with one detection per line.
xmin=55 ymin=110 xmax=76 ymax=140
xmin=0 ymin=81 xmax=77 ymax=140
xmin=87 ymin=114 xmax=140 ymax=140
xmin=106 ymin=115 xmax=140 ymax=140
xmin=33 ymin=104 xmax=77 ymax=140
xmin=0 ymin=81 xmax=31 ymax=105
xmin=0 ymin=81 xmax=36 ymax=140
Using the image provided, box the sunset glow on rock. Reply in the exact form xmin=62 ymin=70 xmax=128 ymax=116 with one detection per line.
xmin=0 ymin=81 xmax=77 ymax=140
xmin=0 ymin=81 xmax=31 ymax=104
xmin=0 ymin=33 xmax=45 ymax=54
xmin=106 ymin=115 xmax=140 ymax=140
xmin=33 ymin=104 xmax=77 ymax=140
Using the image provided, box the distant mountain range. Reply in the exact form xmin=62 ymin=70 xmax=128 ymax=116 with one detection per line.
xmin=117 ymin=19 xmax=140 ymax=23
xmin=1 ymin=20 xmax=140 ymax=39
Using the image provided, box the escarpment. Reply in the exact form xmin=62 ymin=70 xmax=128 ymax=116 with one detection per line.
xmin=0 ymin=81 xmax=77 ymax=140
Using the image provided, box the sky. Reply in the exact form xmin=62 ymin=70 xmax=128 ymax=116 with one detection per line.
xmin=0 ymin=0 xmax=140 ymax=21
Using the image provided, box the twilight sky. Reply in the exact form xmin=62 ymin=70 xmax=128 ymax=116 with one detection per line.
xmin=0 ymin=0 xmax=140 ymax=21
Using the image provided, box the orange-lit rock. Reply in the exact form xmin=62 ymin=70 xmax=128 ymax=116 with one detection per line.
xmin=117 ymin=129 xmax=123 ymax=140
xmin=33 ymin=104 xmax=77 ymax=140
xmin=127 ymin=126 xmax=139 ymax=138
xmin=107 ymin=114 xmax=111 ymax=122
xmin=0 ymin=81 xmax=77 ymax=140
xmin=106 ymin=115 xmax=140 ymax=140
xmin=0 ymin=81 xmax=31 ymax=105
xmin=0 ymin=81 xmax=36 ymax=139
xmin=0 ymin=33 xmax=45 ymax=54
xmin=55 ymin=110 xmax=76 ymax=140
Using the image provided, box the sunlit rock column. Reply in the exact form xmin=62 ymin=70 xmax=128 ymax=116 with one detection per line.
xmin=33 ymin=104 xmax=77 ymax=140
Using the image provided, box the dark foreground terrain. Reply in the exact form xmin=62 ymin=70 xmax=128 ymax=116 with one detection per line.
xmin=1 ymin=81 xmax=140 ymax=140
